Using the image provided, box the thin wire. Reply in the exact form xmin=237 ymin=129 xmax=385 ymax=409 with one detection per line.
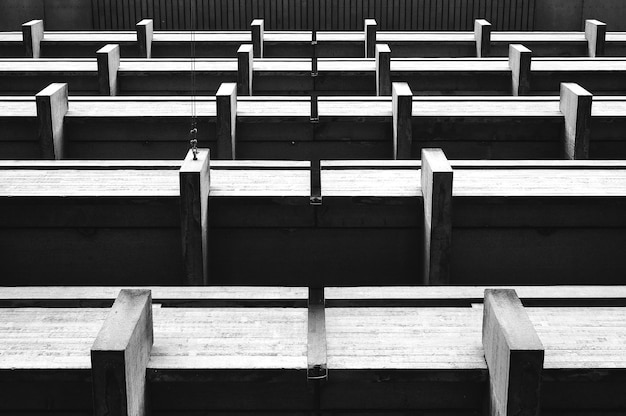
xmin=190 ymin=0 xmax=197 ymax=125
xmin=189 ymin=0 xmax=198 ymax=159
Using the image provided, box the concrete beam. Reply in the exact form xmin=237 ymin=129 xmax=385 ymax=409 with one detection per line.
xmin=483 ymin=289 xmax=544 ymax=416
xmin=365 ymin=19 xmax=377 ymax=58
xmin=216 ymin=83 xmax=237 ymax=159
xmin=421 ymin=148 xmax=453 ymax=285
xmin=475 ymin=19 xmax=491 ymax=58
xmin=179 ymin=149 xmax=210 ymax=285
xmin=97 ymin=44 xmax=120 ymax=96
xmin=237 ymin=44 xmax=253 ymax=96
xmin=585 ymin=19 xmax=607 ymax=57
xmin=91 ymin=289 xmax=153 ymax=416
xmin=136 ymin=19 xmax=153 ymax=58
xmin=36 ymin=83 xmax=68 ymax=160
xmin=375 ymin=43 xmax=391 ymax=96
xmin=509 ymin=44 xmax=531 ymax=96
xmin=392 ymin=82 xmax=413 ymax=159
xmin=251 ymin=19 xmax=264 ymax=58
xmin=22 ymin=19 xmax=44 ymax=58
xmin=560 ymin=83 xmax=592 ymax=160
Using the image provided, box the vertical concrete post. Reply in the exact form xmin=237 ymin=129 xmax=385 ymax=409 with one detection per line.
xmin=251 ymin=19 xmax=264 ymax=58
xmin=97 ymin=44 xmax=121 ymax=96
xmin=376 ymin=44 xmax=391 ymax=96
xmin=136 ymin=19 xmax=154 ymax=58
xmin=483 ymin=289 xmax=544 ymax=416
xmin=392 ymin=82 xmax=413 ymax=160
xmin=179 ymin=149 xmax=210 ymax=286
xmin=91 ymin=289 xmax=153 ymax=416
xmin=216 ymin=83 xmax=237 ymax=159
xmin=421 ymin=148 xmax=453 ymax=285
xmin=365 ymin=19 xmax=378 ymax=58
xmin=585 ymin=19 xmax=606 ymax=58
xmin=560 ymin=83 xmax=593 ymax=160
xmin=22 ymin=19 xmax=44 ymax=58
xmin=237 ymin=44 xmax=254 ymax=96
xmin=474 ymin=19 xmax=491 ymax=58
xmin=509 ymin=44 xmax=531 ymax=96
xmin=36 ymin=83 xmax=68 ymax=160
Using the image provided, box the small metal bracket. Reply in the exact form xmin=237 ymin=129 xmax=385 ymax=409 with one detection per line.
xmin=310 ymin=94 xmax=319 ymax=123
xmin=310 ymin=159 xmax=322 ymax=205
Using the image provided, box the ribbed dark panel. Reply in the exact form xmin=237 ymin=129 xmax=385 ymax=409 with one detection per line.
xmin=93 ymin=0 xmax=536 ymax=30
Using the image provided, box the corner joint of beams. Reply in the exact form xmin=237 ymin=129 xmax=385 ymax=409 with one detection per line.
xmin=97 ymin=44 xmax=121 ymax=96
xmin=237 ymin=44 xmax=254 ymax=96
xmin=375 ymin=43 xmax=392 ymax=96
xmin=482 ymin=289 xmax=544 ymax=416
xmin=91 ymin=289 xmax=154 ymax=416
xmin=307 ymin=287 xmax=328 ymax=381
xmin=559 ymin=82 xmax=593 ymax=160
xmin=474 ymin=19 xmax=492 ymax=58
xmin=179 ymin=148 xmax=211 ymax=286
xmin=585 ymin=19 xmax=607 ymax=58
xmin=509 ymin=44 xmax=532 ymax=96
xmin=421 ymin=148 xmax=453 ymax=285
xmin=22 ymin=19 xmax=44 ymax=58
xmin=36 ymin=82 xmax=69 ymax=160
xmin=392 ymin=82 xmax=413 ymax=160
xmin=251 ymin=19 xmax=265 ymax=58
xmin=364 ymin=18 xmax=378 ymax=58
xmin=136 ymin=19 xmax=154 ymax=59
xmin=216 ymin=82 xmax=238 ymax=159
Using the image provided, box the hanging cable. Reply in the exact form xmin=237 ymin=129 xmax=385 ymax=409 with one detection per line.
xmin=189 ymin=0 xmax=198 ymax=160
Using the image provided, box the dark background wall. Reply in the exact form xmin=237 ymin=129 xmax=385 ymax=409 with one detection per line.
xmin=535 ymin=0 xmax=626 ymax=30
xmin=0 ymin=0 xmax=92 ymax=30
xmin=1 ymin=0 xmax=626 ymax=31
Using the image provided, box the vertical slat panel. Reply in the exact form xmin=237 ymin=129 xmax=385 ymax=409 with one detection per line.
xmin=111 ymin=0 xmax=122 ymax=30
xmin=109 ymin=0 xmax=115 ymax=29
xmin=421 ymin=0 xmax=428 ymax=30
xmin=122 ymin=0 xmax=129 ymax=29
xmin=215 ymin=0 xmax=222 ymax=30
xmin=395 ymin=0 xmax=402 ymax=30
xmin=325 ymin=0 xmax=331 ymax=30
xmin=171 ymin=0 xmax=178 ymax=30
xmin=527 ymin=0 xmax=535 ymax=30
xmin=91 ymin=0 xmax=534 ymax=31
xmin=149 ymin=0 xmax=157 ymax=30
xmin=262 ymin=0 xmax=270 ymax=29
xmin=135 ymin=0 xmax=142 ymax=23
xmin=207 ymin=0 xmax=215 ymax=29
xmin=199 ymin=0 xmax=206 ymax=29
xmin=514 ymin=0 xmax=522 ymax=31
xmin=97 ymin=0 xmax=106 ymax=29
xmin=92 ymin=0 xmax=100 ymax=29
